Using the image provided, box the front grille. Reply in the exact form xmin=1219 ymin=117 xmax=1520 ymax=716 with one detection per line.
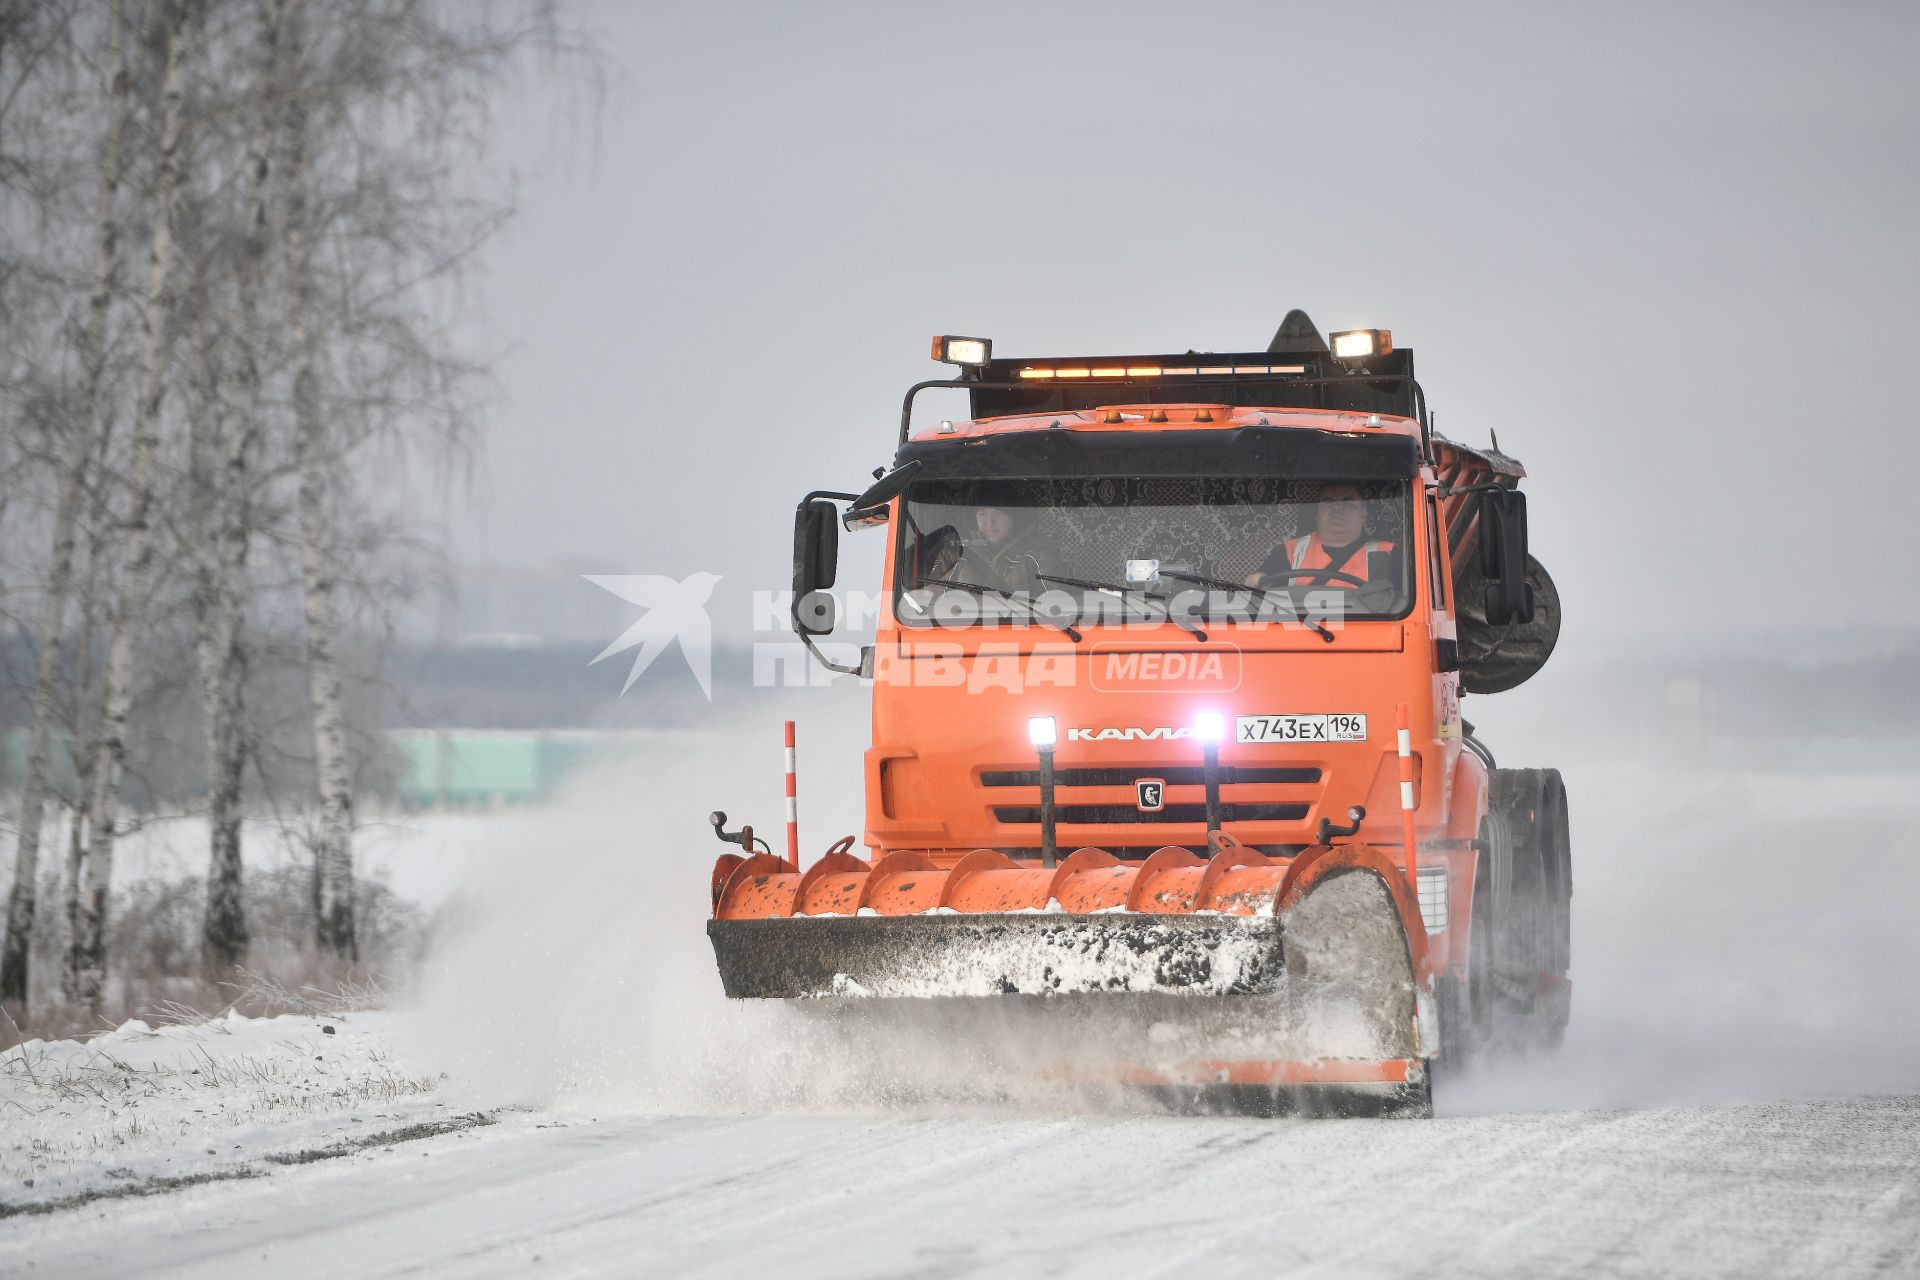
xmin=981 ymin=766 xmax=1321 ymax=788
xmin=993 ymin=803 xmax=1311 ymax=825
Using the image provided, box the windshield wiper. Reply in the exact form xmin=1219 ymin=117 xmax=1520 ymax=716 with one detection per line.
xmin=1155 ymin=569 xmax=1336 ymax=643
xmin=1037 ymin=572 xmax=1208 ymax=641
xmin=916 ymin=576 xmax=1082 ymax=642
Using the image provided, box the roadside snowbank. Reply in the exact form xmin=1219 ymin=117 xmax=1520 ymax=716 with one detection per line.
xmin=0 ymin=1011 xmax=458 ymax=1214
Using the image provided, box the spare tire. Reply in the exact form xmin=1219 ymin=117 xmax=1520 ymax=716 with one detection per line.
xmin=1456 ymin=554 xmax=1560 ymax=694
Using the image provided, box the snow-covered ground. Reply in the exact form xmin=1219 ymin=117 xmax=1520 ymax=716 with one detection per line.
xmin=3 ymin=1066 xmax=1917 ymax=1277
xmin=0 ymin=1011 xmax=465 ymax=1216
xmin=4 ymin=704 xmax=1919 ymax=1274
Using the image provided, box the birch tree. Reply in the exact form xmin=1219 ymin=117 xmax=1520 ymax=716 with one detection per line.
xmin=184 ymin=249 xmax=250 ymax=972
xmin=273 ymin=0 xmax=589 ymax=962
xmin=275 ymin=0 xmax=357 ymax=961
xmin=1 ymin=0 xmax=594 ymax=1013
xmin=1 ymin=0 xmax=135 ymax=1014
xmin=74 ymin=0 xmax=199 ymax=1011
xmin=183 ymin=0 xmax=280 ymax=974
xmin=61 ymin=397 xmax=123 ymax=1003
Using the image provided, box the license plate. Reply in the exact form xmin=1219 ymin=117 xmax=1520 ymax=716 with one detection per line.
xmin=1235 ymin=713 xmax=1369 ymax=744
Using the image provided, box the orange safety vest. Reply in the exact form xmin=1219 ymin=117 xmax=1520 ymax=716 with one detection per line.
xmin=1284 ymin=533 xmax=1395 ymax=582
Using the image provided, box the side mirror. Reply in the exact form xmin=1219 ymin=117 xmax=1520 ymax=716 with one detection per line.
xmin=845 ymin=460 xmax=921 ymax=525
xmin=792 ymin=498 xmax=840 ymax=636
xmin=1479 ymin=489 xmax=1535 ymax=626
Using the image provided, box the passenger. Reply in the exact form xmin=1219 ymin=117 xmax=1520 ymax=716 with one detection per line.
xmin=962 ymin=505 xmax=1052 ymax=592
xmin=1248 ymin=483 xmax=1396 ymax=589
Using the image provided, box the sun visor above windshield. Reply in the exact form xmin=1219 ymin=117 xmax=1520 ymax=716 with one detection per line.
xmin=894 ymin=427 xmax=1419 ymax=482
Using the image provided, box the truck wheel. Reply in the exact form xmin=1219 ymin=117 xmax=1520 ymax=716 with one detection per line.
xmin=1436 ymin=813 xmax=1502 ymax=1074
xmin=1536 ymin=770 xmax=1573 ymax=1047
xmin=1439 ymin=765 xmax=1575 ymax=1071
xmin=1487 ymin=768 xmax=1572 ymax=1052
xmin=1433 ymin=970 xmax=1469 ymax=1074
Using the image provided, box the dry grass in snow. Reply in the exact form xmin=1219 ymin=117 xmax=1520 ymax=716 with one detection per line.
xmin=0 ymin=1007 xmax=450 ymax=1213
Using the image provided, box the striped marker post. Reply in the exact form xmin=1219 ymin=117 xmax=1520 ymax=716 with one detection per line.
xmin=784 ymin=720 xmax=800 ymax=872
xmin=1395 ymin=703 xmax=1419 ymax=884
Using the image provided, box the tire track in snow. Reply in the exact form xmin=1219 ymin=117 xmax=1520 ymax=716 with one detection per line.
xmin=10 ymin=1098 xmax=1920 ymax=1279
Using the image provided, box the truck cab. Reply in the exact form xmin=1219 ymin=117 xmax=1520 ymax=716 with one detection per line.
xmin=794 ymin=315 xmax=1544 ymax=872
xmin=865 ymin=401 xmax=1457 ymax=863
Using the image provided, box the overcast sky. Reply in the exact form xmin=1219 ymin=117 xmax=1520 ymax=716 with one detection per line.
xmin=458 ymin=0 xmax=1920 ymax=656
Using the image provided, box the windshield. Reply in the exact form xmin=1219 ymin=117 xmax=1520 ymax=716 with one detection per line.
xmin=895 ymin=476 xmax=1413 ymax=630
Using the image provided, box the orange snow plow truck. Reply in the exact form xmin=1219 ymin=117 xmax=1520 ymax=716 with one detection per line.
xmin=706 ymin=311 xmax=1569 ymax=1116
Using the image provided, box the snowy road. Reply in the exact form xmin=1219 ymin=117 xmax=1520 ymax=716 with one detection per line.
xmin=7 ymin=738 xmax=1920 ymax=1275
xmin=6 ymin=1096 xmax=1919 ymax=1278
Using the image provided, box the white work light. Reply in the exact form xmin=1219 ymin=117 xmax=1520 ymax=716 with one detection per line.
xmin=1417 ymin=865 xmax=1449 ymax=934
xmin=1193 ymin=711 xmax=1225 ymax=743
xmin=932 ymin=335 xmax=992 ymax=367
xmin=1027 ymin=715 xmax=1058 ymax=748
xmin=1329 ymin=329 xmax=1392 ymax=362
xmin=1125 ymin=558 xmax=1159 ymax=584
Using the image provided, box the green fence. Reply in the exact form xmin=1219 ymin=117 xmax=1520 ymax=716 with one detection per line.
xmin=387 ymin=729 xmax=683 ymax=809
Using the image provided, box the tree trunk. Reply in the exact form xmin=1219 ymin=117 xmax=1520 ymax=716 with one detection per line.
xmin=185 ymin=266 xmax=249 ymax=974
xmin=280 ymin=0 xmax=356 ymax=962
xmin=62 ymin=409 xmax=118 ymax=1004
xmin=1 ymin=0 xmax=133 ymax=1017
xmin=194 ymin=0 xmax=281 ymax=975
xmin=75 ymin=0 xmax=198 ymax=1014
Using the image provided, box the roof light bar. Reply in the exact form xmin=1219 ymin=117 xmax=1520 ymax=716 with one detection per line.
xmin=1329 ymin=329 xmax=1392 ymax=362
xmin=932 ymin=335 xmax=992 ymax=367
xmin=1015 ymin=362 xmax=1307 ymax=380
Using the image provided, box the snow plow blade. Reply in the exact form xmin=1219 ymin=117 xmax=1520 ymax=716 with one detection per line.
xmin=707 ymin=913 xmax=1284 ymax=1000
xmin=707 ymin=842 xmax=1434 ymax=1113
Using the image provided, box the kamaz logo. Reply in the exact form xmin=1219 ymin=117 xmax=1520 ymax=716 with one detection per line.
xmin=1067 ymin=726 xmax=1195 ymax=742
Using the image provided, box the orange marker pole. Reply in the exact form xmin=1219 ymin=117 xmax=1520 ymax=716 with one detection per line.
xmin=1395 ymin=703 xmax=1420 ymax=886
xmin=784 ymin=720 xmax=800 ymax=873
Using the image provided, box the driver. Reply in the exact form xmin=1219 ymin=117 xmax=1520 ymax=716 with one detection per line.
xmin=1247 ymin=483 xmax=1396 ymax=589
xmin=962 ymin=505 xmax=1053 ymax=592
